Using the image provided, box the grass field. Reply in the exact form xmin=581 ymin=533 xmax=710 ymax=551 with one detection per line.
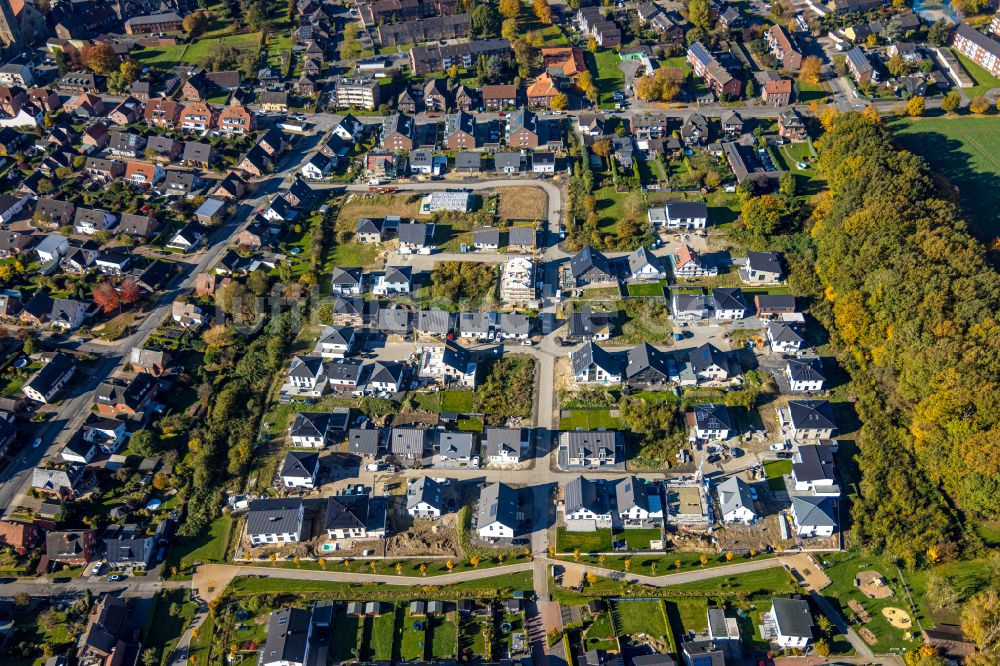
xmin=559 ymin=408 xmax=621 ymax=430
xmin=556 ymin=528 xmax=614 ymax=553
xmin=587 ymin=50 xmax=626 ymax=109
xmin=627 ymin=280 xmax=667 ymax=296
xmin=951 ymin=49 xmax=1000 ymax=99
xmin=764 ymin=459 xmax=792 ymax=491
xmin=615 ymin=600 xmax=668 ymax=640
xmin=797 ymin=79 xmax=828 ymax=102
xmin=134 ymin=32 xmax=261 ymax=69
xmin=497 ymin=186 xmax=548 ymax=221
xmin=165 ymin=514 xmax=233 ymax=574
xmin=401 ymin=613 xmax=427 ymax=661
xmin=891 ymin=115 xmax=1000 ymax=240
xmin=371 ymin=611 xmax=397 ymax=661
xmin=430 ymin=615 xmax=457 ymax=659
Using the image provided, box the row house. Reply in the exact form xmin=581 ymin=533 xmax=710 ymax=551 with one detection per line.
xmin=377 ymin=12 xmax=470 ymax=46
xmin=767 ymin=24 xmax=803 ymax=71
xmin=577 ymin=7 xmax=622 ymax=48
xmin=687 ymin=41 xmax=741 ymax=98
xmin=144 ymin=98 xmax=183 ymax=129
xmin=181 ymin=102 xmax=216 ymax=132
xmin=409 ymin=38 xmax=512 ymax=75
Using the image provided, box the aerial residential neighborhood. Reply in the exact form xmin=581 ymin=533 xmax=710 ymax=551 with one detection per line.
xmin=0 ymin=0 xmax=991 ymax=664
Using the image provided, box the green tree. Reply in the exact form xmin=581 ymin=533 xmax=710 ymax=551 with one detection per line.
xmin=779 ymin=171 xmax=796 ymax=197
xmin=129 ymin=429 xmax=159 ymax=457
xmin=471 ymin=3 xmax=501 ymax=38
xmin=928 ymin=18 xmax=952 ymax=47
xmin=740 ymin=194 xmax=786 ymax=242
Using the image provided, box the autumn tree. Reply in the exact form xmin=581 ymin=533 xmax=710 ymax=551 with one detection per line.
xmin=533 ymin=0 xmax=553 ymax=24
xmin=687 ymin=0 xmax=711 ymax=31
xmin=120 ymin=278 xmax=142 ymax=304
xmin=740 ymin=194 xmax=787 ymax=245
xmin=502 ymin=18 xmax=519 ymax=39
xmin=635 ymin=68 xmax=680 ymax=102
xmin=962 ymin=589 xmax=1000 ymax=652
xmin=969 ymin=96 xmax=990 ymax=114
xmin=799 ymin=56 xmax=822 ymax=84
xmin=499 ymin=0 xmax=520 ymax=19
xmin=183 ymin=10 xmax=210 ymax=37
xmin=941 ymin=90 xmax=961 ymax=113
xmin=906 ymin=95 xmax=925 ymax=117
xmin=592 ymin=139 xmax=612 ymax=159
xmin=887 ymin=52 xmax=913 ymax=78
xmin=81 ymin=43 xmax=118 ymax=75
xmin=551 ymin=93 xmax=568 ymax=110
xmin=93 ymin=281 xmax=121 ymax=313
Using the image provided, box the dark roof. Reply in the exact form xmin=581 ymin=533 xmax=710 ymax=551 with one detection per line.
xmin=712 ymin=287 xmax=746 ymax=311
xmin=324 ymin=493 xmax=371 ymax=530
xmin=624 ymin=342 xmax=670 ymax=380
xmin=565 ymin=475 xmax=606 ymax=515
xmin=281 ymin=450 xmax=318 ymax=479
xmin=348 ymin=427 xmax=381 ymax=455
xmin=246 ymin=498 xmax=302 ymax=536
xmin=693 ymin=403 xmax=732 ymax=431
xmin=788 ymin=400 xmax=836 ymax=432
xmin=572 ymin=341 xmax=623 ymax=376
xmin=570 ymin=246 xmax=613 ymax=280
xmin=477 ymin=482 xmax=517 ymax=530
xmin=263 ymin=607 xmax=311 ymax=664
xmin=771 ymin=597 xmax=814 ymax=639
xmin=689 ymin=343 xmax=730 ymax=376
xmin=787 ymin=358 xmax=825 ymax=382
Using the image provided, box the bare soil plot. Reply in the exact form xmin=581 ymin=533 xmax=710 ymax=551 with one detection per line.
xmin=335 ymin=193 xmax=422 ymax=233
xmin=497 ymin=187 xmax=547 ymax=221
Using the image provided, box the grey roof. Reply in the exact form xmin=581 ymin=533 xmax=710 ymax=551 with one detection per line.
xmin=281 ymin=450 xmax=318 ymax=479
xmin=410 ymin=149 xmax=433 ymax=167
xmin=499 ymin=312 xmax=530 ymax=336
xmin=369 ymin=360 xmax=404 ymax=385
xmin=693 ymin=403 xmax=732 ymax=431
xmin=495 ymin=152 xmax=523 ymax=171
xmin=791 ymin=496 xmax=836 ymax=528
xmin=288 ymin=355 xmax=325 ymax=380
xmin=755 ymin=293 xmax=796 ymax=311
xmin=318 ymin=325 xmax=354 ymax=347
xmin=348 ymin=427 xmax=381 ymax=455
xmin=417 ymin=308 xmax=455 ymax=335
xmin=473 ymin=226 xmax=501 ymax=246
xmin=712 ymin=288 xmax=746 ymax=311
xmin=565 ymin=475 xmax=606 ymax=515
xmin=767 ymin=321 xmax=804 ymax=344
xmin=786 ymin=358 xmax=825 ymax=382
xmin=770 ymin=597 xmax=814 ymax=639
xmin=568 ymin=306 xmax=611 ymax=339
xmin=455 ymin=151 xmax=481 ymax=169
xmin=377 ymin=306 xmax=411 ymax=333
xmin=615 ymin=475 xmax=649 ymax=513
xmin=324 ymin=494 xmax=372 ymax=531
xmin=103 ymin=530 xmax=153 ymax=565
xmin=571 ymin=341 xmax=623 ymax=376
xmin=717 ymin=476 xmax=754 ymax=517
xmin=326 ymin=358 xmax=363 ymax=383
xmin=407 ymin=476 xmax=445 ymax=511
xmin=624 ymin=343 xmax=670 ymax=381
xmin=290 ymin=411 xmax=331 ymax=439
xmin=263 ymin=607 xmax=311 ymax=665
xmin=390 ymin=428 xmax=429 ymax=456
xmin=508 ymin=226 xmax=536 ymax=247
xmin=331 ymin=266 xmax=362 ymax=286
xmin=437 ymin=430 xmax=476 ymax=459
xmin=681 ymin=640 xmax=725 ymax=666
xmin=562 ymin=430 xmax=619 ymax=460
xmin=442 ymin=339 xmax=471 ymax=373
xmin=246 ymin=498 xmax=302 ymax=536
xmin=460 ymin=311 xmax=494 ymax=334
xmin=846 ymin=46 xmax=873 ymax=74
xmin=674 ymin=293 xmax=708 ymax=315
xmin=384 ymin=265 xmax=411 ymax=284
xmin=746 ymin=251 xmax=782 ymax=275
xmin=183 ymin=141 xmax=215 ymax=163
xmin=484 ymin=427 xmax=526 ymax=459
xmin=665 ymin=201 xmax=708 ymax=219
xmin=570 ymin=246 xmax=613 ymax=280
xmin=793 ymin=444 xmax=836 ymax=483
xmin=627 ymin=246 xmax=663 ymax=275
xmin=477 ymin=482 xmax=517 ymax=530
xmin=788 ymin=400 xmax=836 ymax=432
xmin=689 ymin=343 xmax=730 ymax=376
xmin=398 ymin=222 xmax=433 ymax=246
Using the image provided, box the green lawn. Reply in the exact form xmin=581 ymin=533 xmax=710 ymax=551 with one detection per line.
xmin=557 ymin=528 xmax=614 ymax=553
xmin=618 ymin=528 xmax=663 ymax=550
xmin=331 ymin=606 xmax=363 ymax=661
xmin=627 ymin=280 xmax=667 ymax=297
xmin=401 ymin=613 xmax=427 ymax=661
xmin=132 ymin=43 xmax=189 ymax=67
xmin=327 ymin=242 xmax=381 ymax=271
xmin=890 ymin=115 xmax=1000 ymax=240
xmin=583 ymin=611 xmax=618 ymax=650
xmin=266 ymin=32 xmax=293 ymax=69
xmin=412 ymin=389 xmax=475 ymax=414
xmin=559 ymin=408 xmax=621 ymax=430
xmin=615 ymin=600 xmax=668 ymax=640
xmin=370 ymin=611 xmax=397 ymax=661
xmin=952 ymin=48 xmax=1000 ymax=99
xmin=227 ymin=572 xmax=535 ymax=597
xmin=593 ymin=185 xmax=629 ymax=235
xmin=764 ymin=459 xmax=792 ymax=491
xmin=670 ymin=565 xmax=799 ymax=593
xmin=147 ymin=590 xmax=199 ymax=666
xmin=429 ymin=615 xmax=457 ymax=659
xmin=165 ymin=514 xmax=233 ymax=574
xmin=587 ymin=50 xmax=626 ymax=109
xmin=797 ymin=78 xmax=828 ymax=102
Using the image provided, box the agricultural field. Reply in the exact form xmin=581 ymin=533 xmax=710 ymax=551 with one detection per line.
xmin=497 ymin=186 xmax=548 ymax=221
xmin=890 ymin=115 xmax=1000 ymax=240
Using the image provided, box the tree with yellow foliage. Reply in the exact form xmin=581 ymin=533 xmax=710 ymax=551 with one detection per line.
xmin=799 ymin=56 xmax=822 ymax=84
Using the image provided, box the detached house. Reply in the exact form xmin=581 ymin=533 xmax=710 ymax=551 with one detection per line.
xmin=484 ymin=427 xmax=528 ymax=465
xmin=477 ymin=482 xmax=517 ymax=539
xmin=690 ymin=343 xmax=731 ymax=382
xmin=690 ymin=403 xmax=733 ymax=441
xmin=717 ymin=476 xmax=756 ymax=524
xmin=407 ymin=476 xmax=446 ymax=518
xmin=785 ymin=358 xmax=825 ymax=392
xmin=247 ymin=498 xmax=305 ymax=546
xmin=570 ymin=342 xmax=623 ymax=384
xmin=281 ymin=450 xmax=320 ymax=489
xmin=570 ymin=246 xmax=615 ymax=286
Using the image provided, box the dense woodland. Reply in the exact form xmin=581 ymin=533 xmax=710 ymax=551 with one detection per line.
xmin=809 ymin=113 xmax=1000 ymax=566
